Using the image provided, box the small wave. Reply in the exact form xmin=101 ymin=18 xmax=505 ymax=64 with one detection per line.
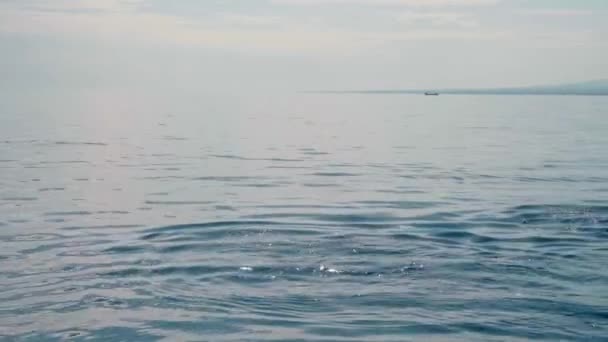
xmin=54 ymin=141 xmax=107 ymax=146
xmin=144 ymin=200 xmax=213 ymax=205
xmin=310 ymin=172 xmax=362 ymax=177
xmin=38 ymin=187 xmax=66 ymax=192
xmin=44 ymin=211 xmax=93 ymax=216
xmin=2 ymin=196 xmax=38 ymax=201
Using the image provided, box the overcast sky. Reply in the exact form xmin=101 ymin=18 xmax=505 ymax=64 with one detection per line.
xmin=1 ymin=0 xmax=607 ymax=94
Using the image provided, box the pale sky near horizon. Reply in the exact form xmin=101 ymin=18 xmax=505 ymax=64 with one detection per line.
xmin=1 ymin=0 xmax=607 ymax=94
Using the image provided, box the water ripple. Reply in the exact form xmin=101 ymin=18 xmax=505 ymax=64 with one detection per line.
xmin=2 ymin=96 xmax=608 ymax=341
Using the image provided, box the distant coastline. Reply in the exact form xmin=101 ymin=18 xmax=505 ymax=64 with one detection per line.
xmin=314 ymin=79 xmax=608 ymax=96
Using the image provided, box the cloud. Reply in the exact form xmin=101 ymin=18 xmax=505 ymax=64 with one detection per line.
xmin=0 ymin=0 xmax=502 ymax=54
xmin=397 ymin=11 xmax=478 ymax=28
xmin=0 ymin=6 xmax=345 ymax=54
xmin=520 ymin=9 xmax=593 ymax=17
xmin=213 ymin=13 xmax=284 ymax=29
xmin=15 ymin=0 xmax=143 ymax=13
xmin=13 ymin=0 xmax=593 ymax=56
xmin=0 ymin=4 xmax=503 ymax=56
xmin=272 ymin=0 xmax=499 ymax=7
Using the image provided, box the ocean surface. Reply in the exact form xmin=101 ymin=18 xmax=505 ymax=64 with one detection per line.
xmin=1 ymin=93 xmax=607 ymax=341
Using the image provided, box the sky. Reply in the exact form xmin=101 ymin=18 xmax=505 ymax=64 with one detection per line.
xmin=0 ymin=0 xmax=607 ymax=95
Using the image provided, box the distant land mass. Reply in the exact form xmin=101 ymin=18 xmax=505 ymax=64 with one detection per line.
xmin=321 ymin=79 xmax=608 ymax=96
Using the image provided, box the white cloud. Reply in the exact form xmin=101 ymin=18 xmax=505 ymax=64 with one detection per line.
xmin=2 ymin=0 xmax=596 ymax=56
xmin=397 ymin=11 xmax=478 ymax=28
xmin=273 ymin=0 xmax=499 ymax=7
xmin=521 ymin=9 xmax=593 ymax=17
xmin=0 ymin=0 xmax=500 ymax=54
xmin=17 ymin=0 xmax=143 ymax=12
xmin=0 ymin=7 xmax=344 ymax=53
xmin=214 ymin=13 xmax=284 ymax=29
xmin=0 ymin=4 xmax=504 ymax=56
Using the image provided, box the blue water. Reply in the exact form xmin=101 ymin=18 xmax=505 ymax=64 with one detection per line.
xmin=1 ymin=93 xmax=608 ymax=341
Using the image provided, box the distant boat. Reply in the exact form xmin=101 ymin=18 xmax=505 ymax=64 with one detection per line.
xmin=424 ymin=92 xmax=439 ymax=96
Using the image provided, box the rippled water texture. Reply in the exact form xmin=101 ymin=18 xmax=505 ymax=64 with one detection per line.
xmin=1 ymin=93 xmax=608 ymax=341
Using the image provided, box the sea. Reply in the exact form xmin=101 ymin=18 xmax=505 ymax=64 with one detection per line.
xmin=1 ymin=92 xmax=607 ymax=341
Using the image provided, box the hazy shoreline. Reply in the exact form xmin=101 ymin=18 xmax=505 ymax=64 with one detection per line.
xmin=311 ymin=79 xmax=608 ymax=96
xmin=310 ymin=91 xmax=608 ymax=96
